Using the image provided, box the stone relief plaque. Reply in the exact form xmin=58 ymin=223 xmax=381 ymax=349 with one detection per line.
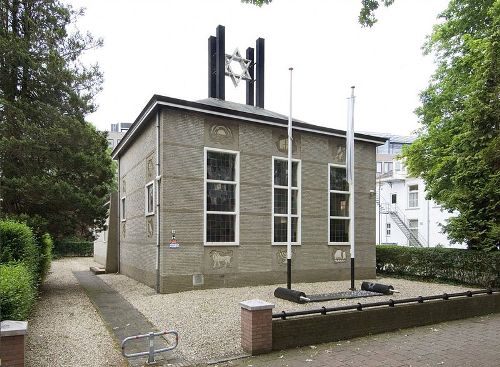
xmin=330 ymin=138 xmax=346 ymax=164
xmin=210 ymin=250 xmax=233 ymax=269
xmin=146 ymin=156 xmax=154 ymax=179
xmin=332 ymin=248 xmax=348 ymax=263
xmin=276 ymin=248 xmax=296 ymax=266
xmin=146 ymin=217 xmax=154 ymax=238
xmin=275 ymin=135 xmax=298 ymax=154
xmin=209 ymin=124 xmax=234 ymax=144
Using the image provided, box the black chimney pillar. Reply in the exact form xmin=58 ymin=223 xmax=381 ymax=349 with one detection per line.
xmin=216 ymin=25 xmax=225 ymax=100
xmin=208 ymin=36 xmax=216 ymax=98
xmin=245 ymin=47 xmax=255 ymax=106
xmin=256 ymin=37 xmax=265 ymax=108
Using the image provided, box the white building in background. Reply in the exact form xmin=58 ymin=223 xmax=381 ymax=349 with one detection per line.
xmin=105 ymin=122 xmax=131 ymax=150
xmin=371 ymin=133 xmax=465 ymax=249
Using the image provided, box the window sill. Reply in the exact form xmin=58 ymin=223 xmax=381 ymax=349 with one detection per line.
xmin=328 ymin=242 xmax=350 ymax=246
xmin=406 ymin=207 xmax=419 ymax=210
xmin=204 ymin=242 xmax=239 ymax=247
xmin=145 ymin=212 xmax=155 ymax=217
xmin=272 ymin=242 xmax=301 ymax=246
xmin=120 ymin=219 xmax=126 ymax=222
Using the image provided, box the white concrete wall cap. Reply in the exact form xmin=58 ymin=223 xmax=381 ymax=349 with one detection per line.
xmin=0 ymin=320 xmax=28 ymax=336
xmin=239 ymin=299 xmax=275 ymax=311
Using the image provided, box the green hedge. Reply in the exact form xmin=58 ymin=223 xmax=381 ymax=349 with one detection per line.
xmin=54 ymin=239 xmax=93 ymax=257
xmin=376 ymin=245 xmax=500 ymax=288
xmin=0 ymin=220 xmax=39 ymax=283
xmin=0 ymin=264 xmax=36 ymax=321
xmin=38 ymin=233 xmax=53 ymax=282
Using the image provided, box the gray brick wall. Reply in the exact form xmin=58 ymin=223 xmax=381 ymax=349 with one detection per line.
xmin=118 ymin=108 xmax=378 ymax=293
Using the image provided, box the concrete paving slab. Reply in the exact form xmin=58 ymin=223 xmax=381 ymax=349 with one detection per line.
xmin=74 ymin=271 xmax=190 ymax=367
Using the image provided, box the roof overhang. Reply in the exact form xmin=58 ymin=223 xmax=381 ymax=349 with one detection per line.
xmin=112 ymin=95 xmax=387 ymax=159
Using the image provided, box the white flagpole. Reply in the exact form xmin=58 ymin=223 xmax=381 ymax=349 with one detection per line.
xmin=287 ymin=67 xmax=293 ymax=289
xmin=347 ymin=86 xmax=356 ymax=290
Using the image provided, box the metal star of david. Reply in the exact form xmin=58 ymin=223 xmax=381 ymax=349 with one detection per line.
xmin=225 ymin=48 xmax=252 ymax=87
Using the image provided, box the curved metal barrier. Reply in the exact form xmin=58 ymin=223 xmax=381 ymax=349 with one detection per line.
xmin=121 ymin=330 xmax=179 ymax=364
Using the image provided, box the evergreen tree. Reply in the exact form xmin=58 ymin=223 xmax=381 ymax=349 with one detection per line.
xmin=0 ymin=0 xmax=115 ymax=240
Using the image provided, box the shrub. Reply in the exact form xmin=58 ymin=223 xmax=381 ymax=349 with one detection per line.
xmin=376 ymin=245 xmax=500 ymax=288
xmin=0 ymin=220 xmax=39 ymax=283
xmin=53 ymin=238 xmax=93 ymax=257
xmin=0 ymin=264 xmax=36 ymax=321
xmin=38 ymin=233 xmax=53 ymax=281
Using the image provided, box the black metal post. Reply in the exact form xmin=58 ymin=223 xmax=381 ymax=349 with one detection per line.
xmin=350 ymin=257 xmax=355 ymax=290
xmin=245 ymin=47 xmax=254 ymax=106
xmin=255 ymin=37 xmax=265 ymax=108
xmin=208 ymin=36 xmax=216 ymax=98
xmin=215 ymin=25 xmax=225 ymax=100
xmin=287 ymin=258 xmax=291 ymax=289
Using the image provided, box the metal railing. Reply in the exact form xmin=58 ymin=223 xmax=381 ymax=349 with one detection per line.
xmin=272 ymin=289 xmax=498 ymax=319
xmin=121 ymin=330 xmax=179 ymax=365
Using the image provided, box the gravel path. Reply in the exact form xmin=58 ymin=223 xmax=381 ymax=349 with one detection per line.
xmin=25 ymin=258 xmax=127 ymax=367
xmin=99 ymin=268 xmax=479 ymax=364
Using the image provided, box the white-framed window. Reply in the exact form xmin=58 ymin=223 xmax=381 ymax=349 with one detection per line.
xmin=384 ymin=162 xmax=393 ymax=173
xmin=204 ymin=147 xmax=239 ymax=246
xmin=386 ymin=223 xmax=391 ymax=236
xmin=272 ymin=157 xmax=301 ymax=245
xmin=145 ymin=181 xmax=155 ymax=216
xmin=108 ymin=139 xmax=114 ymax=148
xmin=376 ymin=162 xmax=382 ymax=173
xmin=408 ymin=184 xmax=419 ymax=208
xmin=408 ymin=219 xmax=419 ymax=246
xmin=391 ymin=193 xmax=397 ymax=204
xmin=328 ymin=163 xmax=350 ymax=244
xmin=120 ymin=196 xmax=126 ymax=221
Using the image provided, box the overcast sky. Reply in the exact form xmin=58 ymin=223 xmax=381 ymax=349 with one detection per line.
xmin=70 ymin=0 xmax=448 ymax=136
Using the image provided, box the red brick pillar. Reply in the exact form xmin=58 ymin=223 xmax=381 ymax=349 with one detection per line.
xmin=0 ymin=320 xmax=28 ymax=367
xmin=240 ymin=299 xmax=275 ymax=355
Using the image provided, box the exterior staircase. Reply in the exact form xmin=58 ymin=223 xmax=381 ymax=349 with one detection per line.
xmin=377 ymin=195 xmax=426 ymax=247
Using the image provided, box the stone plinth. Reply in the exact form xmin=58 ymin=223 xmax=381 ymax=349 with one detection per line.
xmin=240 ymin=299 xmax=275 ymax=355
xmin=0 ymin=320 xmax=28 ymax=367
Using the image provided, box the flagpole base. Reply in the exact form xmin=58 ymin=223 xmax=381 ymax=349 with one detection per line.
xmin=349 ymin=257 xmax=356 ymax=290
xmin=287 ymin=259 xmax=292 ymax=289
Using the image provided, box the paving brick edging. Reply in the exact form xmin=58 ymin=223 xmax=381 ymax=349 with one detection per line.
xmin=240 ymin=293 xmax=500 ymax=354
xmin=0 ymin=320 xmax=28 ymax=367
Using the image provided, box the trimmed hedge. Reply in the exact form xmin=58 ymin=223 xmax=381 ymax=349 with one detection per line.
xmin=54 ymin=239 xmax=93 ymax=257
xmin=0 ymin=264 xmax=36 ymax=321
xmin=0 ymin=220 xmax=39 ymax=284
xmin=38 ymin=233 xmax=53 ymax=282
xmin=376 ymin=245 xmax=500 ymax=288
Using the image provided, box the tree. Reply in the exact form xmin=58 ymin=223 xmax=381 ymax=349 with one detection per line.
xmin=0 ymin=0 xmax=115 ymax=240
xmin=404 ymin=0 xmax=499 ymax=251
xmin=241 ymin=0 xmax=394 ymax=27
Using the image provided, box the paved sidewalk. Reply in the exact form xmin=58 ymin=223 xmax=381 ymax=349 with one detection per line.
xmin=74 ymin=271 xmax=189 ymax=367
xmin=216 ymin=313 xmax=500 ymax=367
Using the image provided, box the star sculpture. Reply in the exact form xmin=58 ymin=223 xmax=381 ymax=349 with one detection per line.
xmin=225 ymin=48 xmax=253 ymax=87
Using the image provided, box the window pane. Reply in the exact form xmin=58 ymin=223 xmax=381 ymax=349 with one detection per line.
xmin=330 ymin=219 xmax=349 ymax=242
xmin=409 ymin=192 xmax=418 ymax=207
xmin=207 ymin=183 xmax=235 ymax=212
xmin=330 ymin=167 xmax=349 ymax=191
xmin=274 ymin=188 xmax=287 ymax=214
xmin=274 ymin=160 xmax=298 ymax=187
xmin=273 ymin=217 xmax=298 ymax=242
xmin=147 ymin=185 xmax=154 ymax=213
xmin=207 ymin=151 xmax=235 ymax=181
xmin=330 ymin=193 xmax=349 ymax=217
xmin=274 ymin=216 xmax=287 ymax=242
xmin=274 ymin=188 xmax=298 ymax=214
xmin=206 ymin=214 xmax=235 ymax=242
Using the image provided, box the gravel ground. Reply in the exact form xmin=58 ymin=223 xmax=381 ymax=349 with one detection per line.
xmin=25 ymin=258 xmax=127 ymax=367
xmin=98 ymin=266 xmax=479 ymax=364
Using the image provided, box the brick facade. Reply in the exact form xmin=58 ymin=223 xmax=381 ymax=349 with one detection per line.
xmin=116 ymin=100 xmax=380 ymax=293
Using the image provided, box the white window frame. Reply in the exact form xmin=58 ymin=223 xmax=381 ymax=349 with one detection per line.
xmin=145 ymin=180 xmax=155 ymax=216
xmin=386 ymin=223 xmax=391 ymax=236
xmin=204 ymin=147 xmax=240 ymax=246
xmin=120 ymin=196 xmax=126 ymax=222
xmin=272 ymin=156 xmax=301 ymax=246
xmin=328 ymin=163 xmax=350 ymax=246
xmin=408 ymin=184 xmax=419 ymax=208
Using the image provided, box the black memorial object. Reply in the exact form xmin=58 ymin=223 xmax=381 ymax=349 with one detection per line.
xmin=274 ymin=282 xmax=397 ymax=304
xmin=208 ymin=25 xmax=264 ymax=107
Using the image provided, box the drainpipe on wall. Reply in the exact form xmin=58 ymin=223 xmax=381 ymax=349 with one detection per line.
xmin=117 ymin=160 xmax=121 ymax=273
xmin=155 ymin=110 xmax=162 ymax=293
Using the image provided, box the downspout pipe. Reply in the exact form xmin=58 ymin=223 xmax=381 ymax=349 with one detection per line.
xmin=155 ymin=110 xmax=162 ymax=293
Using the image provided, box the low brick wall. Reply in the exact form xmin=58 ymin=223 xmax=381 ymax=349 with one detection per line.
xmin=272 ymin=293 xmax=500 ymax=350
xmin=0 ymin=320 xmax=28 ymax=367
